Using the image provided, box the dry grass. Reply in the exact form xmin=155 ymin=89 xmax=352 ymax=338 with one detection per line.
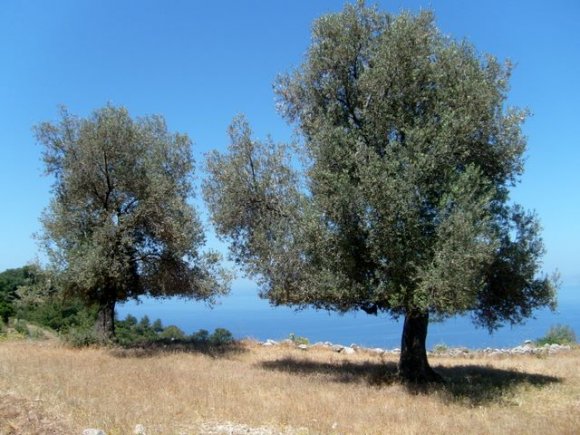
xmin=0 ymin=337 xmax=579 ymax=434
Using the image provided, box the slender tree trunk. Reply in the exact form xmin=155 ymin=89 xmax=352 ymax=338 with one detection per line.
xmin=94 ymin=298 xmax=116 ymax=342
xmin=398 ymin=310 xmax=443 ymax=383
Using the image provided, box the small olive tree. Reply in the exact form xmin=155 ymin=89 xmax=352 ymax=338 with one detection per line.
xmin=204 ymin=4 xmax=557 ymax=382
xmin=36 ymin=105 xmax=229 ymax=341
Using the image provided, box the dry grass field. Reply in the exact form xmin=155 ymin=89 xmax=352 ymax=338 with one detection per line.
xmin=0 ymin=337 xmax=578 ymax=434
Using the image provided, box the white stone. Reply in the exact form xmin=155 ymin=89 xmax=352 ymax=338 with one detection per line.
xmin=297 ymin=344 xmax=308 ymax=350
xmin=83 ymin=429 xmax=106 ymax=435
xmin=134 ymin=424 xmax=146 ymax=435
xmin=342 ymin=347 xmax=356 ymax=355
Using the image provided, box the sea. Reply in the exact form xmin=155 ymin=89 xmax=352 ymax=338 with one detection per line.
xmin=117 ymin=283 xmax=579 ymax=350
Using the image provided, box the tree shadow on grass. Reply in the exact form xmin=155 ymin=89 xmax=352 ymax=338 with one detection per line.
xmin=259 ymin=357 xmax=561 ymax=406
xmin=108 ymin=338 xmax=247 ymax=359
xmin=432 ymin=364 xmax=561 ymax=406
xmin=260 ymin=358 xmax=399 ymax=385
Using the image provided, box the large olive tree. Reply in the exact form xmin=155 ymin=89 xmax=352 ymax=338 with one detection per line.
xmin=36 ymin=105 xmax=228 ymax=341
xmin=204 ymin=3 xmax=556 ymax=382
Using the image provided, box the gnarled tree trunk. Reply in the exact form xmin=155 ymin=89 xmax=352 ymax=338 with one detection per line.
xmin=398 ymin=310 xmax=443 ymax=383
xmin=94 ymin=298 xmax=116 ymax=342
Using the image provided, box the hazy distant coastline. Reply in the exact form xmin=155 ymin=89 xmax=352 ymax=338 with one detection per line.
xmin=118 ymin=285 xmax=580 ymax=350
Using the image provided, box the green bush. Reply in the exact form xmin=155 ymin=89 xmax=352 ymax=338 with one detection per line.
xmin=16 ymin=297 xmax=97 ymax=334
xmin=432 ymin=343 xmax=448 ymax=354
xmin=0 ymin=266 xmax=38 ymax=323
xmin=115 ymin=314 xmax=161 ymax=345
xmin=124 ymin=314 xmax=138 ymax=327
xmin=184 ymin=328 xmax=235 ymax=346
xmin=209 ymin=328 xmax=234 ymax=346
xmin=288 ymin=332 xmax=309 ymax=345
xmin=27 ymin=326 xmax=46 ymax=340
xmin=159 ymin=325 xmax=186 ymax=340
xmin=101 ymin=313 xmax=236 ymax=348
xmin=13 ymin=319 xmax=30 ymax=336
xmin=64 ymin=327 xmax=98 ymax=347
xmin=138 ymin=315 xmax=151 ymax=329
xmin=0 ymin=298 xmax=14 ymax=324
xmin=536 ymin=324 xmax=577 ymax=346
xmin=152 ymin=318 xmax=163 ymax=333
xmin=190 ymin=328 xmax=210 ymax=342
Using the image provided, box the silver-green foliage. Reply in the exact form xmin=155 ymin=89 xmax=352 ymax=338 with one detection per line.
xmin=204 ymin=3 xmax=556 ymax=330
xmin=36 ymin=105 xmax=229 ymax=313
xmin=204 ymin=117 xmax=305 ymax=301
xmin=536 ymin=324 xmax=577 ymax=346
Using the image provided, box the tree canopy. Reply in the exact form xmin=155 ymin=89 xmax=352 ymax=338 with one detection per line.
xmin=0 ymin=265 xmax=43 ymax=323
xmin=204 ymin=3 xmax=557 ymax=382
xmin=36 ymin=105 xmax=229 ymax=340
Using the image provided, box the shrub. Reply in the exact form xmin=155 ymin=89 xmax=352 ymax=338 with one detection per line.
xmin=13 ymin=319 xmax=29 ymax=336
xmin=27 ymin=326 xmax=46 ymax=340
xmin=0 ymin=298 xmax=14 ymax=324
xmin=139 ymin=315 xmax=151 ymax=329
xmin=16 ymin=296 xmax=97 ymax=334
xmin=0 ymin=265 xmax=40 ymax=323
xmin=185 ymin=328 xmax=235 ymax=346
xmin=159 ymin=325 xmax=186 ymax=340
xmin=536 ymin=324 xmax=577 ymax=346
xmin=124 ymin=314 xmax=138 ymax=327
xmin=190 ymin=329 xmax=210 ymax=343
xmin=288 ymin=332 xmax=309 ymax=345
xmin=115 ymin=314 xmax=161 ymax=345
xmin=110 ymin=315 xmax=235 ymax=348
xmin=152 ymin=318 xmax=164 ymax=333
xmin=432 ymin=343 xmax=448 ymax=354
xmin=64 ymin=327 xmax=98 ymax=347
xmin=209 ymin=328 xmax=234 ymax=346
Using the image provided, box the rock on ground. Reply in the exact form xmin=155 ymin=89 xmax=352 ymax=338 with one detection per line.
xmin=198 ymin=421 xmax=304 ymax=434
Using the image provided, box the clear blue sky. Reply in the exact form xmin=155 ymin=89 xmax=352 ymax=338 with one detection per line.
xmin=1 ymin=0 xmax=579 ymax=287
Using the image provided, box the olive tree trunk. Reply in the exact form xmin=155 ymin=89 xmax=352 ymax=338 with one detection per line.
xmin=94 ymin=298 xmax=116 ymax=342
xmin=398 ymin=311 xmax=443 ymax=383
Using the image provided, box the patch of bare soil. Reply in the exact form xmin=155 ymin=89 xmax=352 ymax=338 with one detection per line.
xmin=0 ymin=393 xmax=72 ymax=435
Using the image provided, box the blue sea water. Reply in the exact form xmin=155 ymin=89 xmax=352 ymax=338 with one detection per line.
xmin=117 ymin=284 xmax=579 ymax=350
